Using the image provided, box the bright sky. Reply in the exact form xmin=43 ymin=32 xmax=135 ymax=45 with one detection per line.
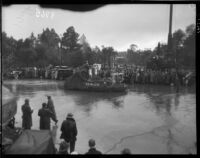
xmin=2 ymin=4 xmax=195 ymax=51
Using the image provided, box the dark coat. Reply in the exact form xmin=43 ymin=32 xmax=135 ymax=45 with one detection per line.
xmin=38 ymin=107 xmax=55 ymax=130
xmin=85 ymin=148 xmax=102 ymax=154
xmin=21 ymin=104 xmax=33 ymax=129
xmin=47 ymin=99 xmax=57 ymax=120
xmin=60 ymin=118 xmax=77 ymax=142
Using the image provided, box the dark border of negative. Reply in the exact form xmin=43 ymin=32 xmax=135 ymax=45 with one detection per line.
xmin=1 ymin=0 xmax=199 ymax=157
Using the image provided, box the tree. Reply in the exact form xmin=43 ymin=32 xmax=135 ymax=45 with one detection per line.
xmin=62 ymin=26 xmax=80 ymax=52
xmin=29 ymin=32 xmax=37 ymax=48
xmin=2 ymin=32 xmax=17 ymax=72
xmin=101 ymin=46 xmax=116 ymax=68
xmin=83 ymin=47 xmax=95 ymax=65
xmin=149 ymin=24 xmax=195 ymax=70
xmin=185 ymin=24 xmax=195 ymax=37
xmin=130 ymin=44 xmax=138 ymax=52
xmin=157 ymin=42 xmax=161 ymax=55
xmin=38 ymin=28 xmax=60 ymax=48
xmin=16 ymin=48 xmax=37 ymax=67
xmin=79 ymin=34 xmax=90 ymax=53
xmin=126 ymin=44 xmax=140 ymax=65
xmin=2 ymin=23 xmax=194 ymax=71
xmin=91 ymin=46 xmax=102 ymax=64
xmin=69 ymin=50 xmax=84 ymax=67
xmin=35 ymin=44 xmax=48 ymax=67
xmin=78 ymin=34 xmax=95 ymax=64
xmin=37 ymin=28 xmax=60 ymax=66
xmin=172 ymin=29 xmax=186 ymax=49
xmin=182 ymin=24 xmax=195 ymax=68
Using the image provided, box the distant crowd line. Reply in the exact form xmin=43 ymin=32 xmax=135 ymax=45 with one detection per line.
xmin=3 ymin=65 xmax=195 ymax=87
xmin=122 ymin=67 xmax=195 ymax=87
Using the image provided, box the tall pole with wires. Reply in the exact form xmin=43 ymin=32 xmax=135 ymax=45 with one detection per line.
xmin=168 ymin=4 xmax=173 ymax=54
xmin=59 ymin=35 xmax=63 ymax=67
xmin=167 ymin=4 xmax=179 ymax=92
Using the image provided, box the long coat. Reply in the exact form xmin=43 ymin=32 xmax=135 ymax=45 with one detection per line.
xmin=21 ymin=104 xmax=33 ymax=129
xmin=47 ymin=99 xmax=57 ymax=120
xmin=60 ymin=117 xmax=77 ymax=142
xmin=38 ymin=108 xmax=55 ymax=130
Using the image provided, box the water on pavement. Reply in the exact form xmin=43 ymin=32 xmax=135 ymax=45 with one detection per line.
xmin=3 ymin=80 xmax=196 ymax=154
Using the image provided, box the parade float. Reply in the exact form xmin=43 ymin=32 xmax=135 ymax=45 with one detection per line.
xmin=64 ymin=64 xmax=127 ymax=92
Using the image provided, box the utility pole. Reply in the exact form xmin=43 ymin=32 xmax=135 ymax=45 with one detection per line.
xmin=175 ymin=41 xmax=180 ymax=93
xmin=167 ymin=4 xmax=173 ymax=53
xmin=58 ymin=42 xmax=61 ymax=67
xmin=60 ymin=42 xmax=62 ymax=66
xmin=59 ymin=35 xmax=63 ymax=67
xmin=167 ymin=4 xmax=179 ymax=93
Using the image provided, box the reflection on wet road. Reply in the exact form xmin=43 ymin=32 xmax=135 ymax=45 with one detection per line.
xmin=3 ymin=80 xmax=196 ymax=154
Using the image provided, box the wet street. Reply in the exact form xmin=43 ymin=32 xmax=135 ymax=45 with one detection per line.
xmin=3 ymin=80 xmax=196 ymax=154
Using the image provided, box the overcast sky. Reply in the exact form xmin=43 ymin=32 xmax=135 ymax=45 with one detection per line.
xmin=2 ymin=4 xmax=195 ymax=51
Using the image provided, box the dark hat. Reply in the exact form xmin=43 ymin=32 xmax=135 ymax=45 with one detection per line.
xmin=88 ymin=139 xmax=95 ymax=147
xmin=47 ymin=96 xmax=51 ymax=99
xmin=25 ymin=99 xmax=29 ymax=103
xmin=67 ymin=113 xmax=73 ymax=119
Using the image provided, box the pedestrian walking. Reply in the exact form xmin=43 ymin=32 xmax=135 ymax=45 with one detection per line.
xmin=38 ymin=103 xmax=57 ymax=130
xmin=21 ymin=99 xmax=33 ymax=130
xmin=60 ymin=113 xmax=78 ymax=153
xmin=85 ymin=139 xmax=102 ymax=154
xmin=47 ymin=96 xmax=57 ymax=121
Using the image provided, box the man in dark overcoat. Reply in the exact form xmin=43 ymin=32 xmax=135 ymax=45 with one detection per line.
xmin=21 ymin=99 xmax=33 ymax=129
xmin=60 ymin=113 xmax=77 ymax=153
xmin=38 ymin=103 xmax=57 ymax=130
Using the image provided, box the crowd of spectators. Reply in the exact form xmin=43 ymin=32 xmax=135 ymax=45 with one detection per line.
xmin=3 ymin=64 xmax=195 ymax=87
xmin=122 ymin=67 xmax=195 ymax=87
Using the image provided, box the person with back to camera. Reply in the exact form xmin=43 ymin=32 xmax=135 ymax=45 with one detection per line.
xmin=38 ymin=103 xmax=58 ymax=130
xmin=60 ymin=113 xmax=77 ymax=153
xmin=47 ymin=96 xmax=57 ymax=123
xmin=85 ymin=139 xmax=102 ymax=154
xmin=21 ymin=99 xmax=33 ymax=130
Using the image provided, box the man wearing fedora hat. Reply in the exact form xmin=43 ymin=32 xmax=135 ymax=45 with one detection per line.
xmin=60 ymin=113 xmax=78 ymax=153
